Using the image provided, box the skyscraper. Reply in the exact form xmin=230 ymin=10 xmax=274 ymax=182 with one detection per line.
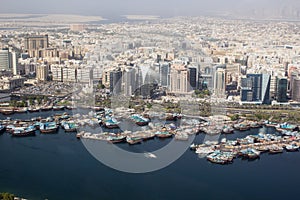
xmin=0 ymin=49 xmax=10 ymax=71
xmin=188 ymin=67 xmax=197 ymax=90
xmin=11 ymin=52 xmax=18 ymax=75
xmin=110 ymin=69 xmax=122 ymax=95
xmin=291 ymin=77 xmax=300 ymax=102
xmin=0 ymin=49 xmax=18 ymax=73
xmin=123 ymin=67 xmax=137 ymax=96
xmin=276 ymin=77 xmax=288 ymax=102
xmin=214 ymin=68 xmax=226 ymax=97
xmin=159 ymin=63 xmax=170 ymax=87
xmin=170 ymin=66 xmax=190 ymax=94
xmin=240 ymin=74 xmax=270 ymax=104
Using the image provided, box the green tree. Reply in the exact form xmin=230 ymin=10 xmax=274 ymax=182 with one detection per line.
xmin=230 ymin=114 xmax=240 ymax=121
xmin=0 ymin=192 xmax=15 ymax=200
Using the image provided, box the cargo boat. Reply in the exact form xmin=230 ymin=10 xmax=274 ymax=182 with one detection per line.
xmin=62 ymin=122 xmax=78 ymax=132
xmin=11 ymin=126 xmax=36 ymax=137
xmin=0 ymin=109 xmax=15 ymax=115
xmin=104 ymin=117 xmax=119 ymax=129
xmin=155 ymin=131 xmax=172 ymax=138
xmin=107 ymin=135 xmax=126 ymax=143
xmin=40 ymin=122 xmax=58 ymax=134
xmin=126 ymin=136 xmax=142 ymax=144
xmin=53 ymin=106 xmax=65 ymax=111
xmin=130 ymin=114 xmax=149 ymax=126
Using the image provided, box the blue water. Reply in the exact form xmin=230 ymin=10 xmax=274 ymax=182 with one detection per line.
xmin=0 ymin=111 xmax=300 ymax=200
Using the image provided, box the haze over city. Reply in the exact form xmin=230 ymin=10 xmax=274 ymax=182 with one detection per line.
xmin=0 ymin=0 xmax=299 ymax=19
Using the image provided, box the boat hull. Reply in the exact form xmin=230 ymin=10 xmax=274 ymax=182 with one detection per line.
xmin=156 ymin=134 xmax=172 ymax=138
xmin=0 ymin=110 xmax=15 ymax=115
xmin=0 ymin=127 xmax=6 ymax=134
xmin=136 ymin=121 xmax=149 ymax=126
xmin=105 ymin=124 xmax=119 ymax=129
xmin=40 ymin=127 xmax=58 ymax=134
xmin=12 ymin=130 xmax=36 ymax=137
xmin=127 ymin=138 xmax=142 ymax=145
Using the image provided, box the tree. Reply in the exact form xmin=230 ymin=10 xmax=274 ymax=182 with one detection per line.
xmin=230 ymin=114 xmax=239 ymax=121
xmin=0 ymin=192 xmax=15 ymax=200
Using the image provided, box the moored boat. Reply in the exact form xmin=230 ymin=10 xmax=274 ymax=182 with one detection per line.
xmin=28 ymin=107 xmax=40 ymax=112
xmin=66 ymin=105 xmax=77 ymax=110
xmin=175 ymin=133 xmax=189 ymax=141
xmin=104 ymin=117 xmax=119 ymax=129
xmin=239 ymin=148 xmax=260 ymax=159
xmin=0 ymin=108 xmax=15 ymax=115
xmin=285 ymin=144 xmax=299 ymax=152
xmin=41 ymin=106 xmax=53 ymax=111
xmin=269 ymin=146 xmax=284 ymax=154
xmin=222 ymin=126 xmax=234 ymax=134
xmin=155 ymin=131 xmax=172 ymax=138
xmin=53 ymin=106 xmax=65 ymax=111
xmin=11 ymin=126 xmax=36 ymax=137
xmin=130 ymin=114 xmax=149 ymax=126
xmin=0 ymin=125 xmax=6 ymax=134
xmin=107 ymin=135 xmax=126 ymax=143
xmin=62 ymin=122 xmax=78 ymax=132
xmin=276 ymin=123 xmax=298 ymax=132
xmin=140 ymin=132 xmax=156 ymax=141
xmin=14 ymin=107 xmax=28 ymax=113
xmin=40 ymin=122 xmax=58 ymax=134
xmin=126 ymin=136 xmax=142 ymax=145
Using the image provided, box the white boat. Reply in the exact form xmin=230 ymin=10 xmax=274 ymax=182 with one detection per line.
xmin=144 ymin=152 xmax=157 ymax=158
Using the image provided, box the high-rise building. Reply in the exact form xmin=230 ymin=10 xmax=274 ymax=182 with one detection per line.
xmin=270 ymin=75 xmax=278 ymax=98
xmin=188 ymin=67 xmax=197 ymax=90
xmin=289 ymin=71 xmax=299 ymax=96
xmin=0 ymin=49 xmax=18 ymax=73
xmin=240 ymin=74 xmax=271 ymax=104
xmin=123 ymin=67 xmax=137 ymax=96
xmin=24 ymin=35 xmax=49 ymax=58
xmin=11 ymin=52 xmax=18 ymax=75
xmin=291 ymin=77 xmax=300 ymax=102
xmin=276 ymin=77 xmax=288 ymax=102
xmin=0 ymin=49 xmax=10 ymax=71
xmin=159 ymin=63 xmax=170 ymax=87
xmin=36 ymin=65 xmax=48 ymax=81
xmin=170 ymin=66 xmax=190 ymax=94
xmin=214 ymin=68 xmax=226 ymax=97
xmin=110 ymin=69 xmax=122 ymax=95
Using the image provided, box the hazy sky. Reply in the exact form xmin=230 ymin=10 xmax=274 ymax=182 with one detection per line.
xmin=0 ymin=0 xmax=299 ymax=18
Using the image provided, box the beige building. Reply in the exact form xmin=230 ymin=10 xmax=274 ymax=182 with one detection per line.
xmin=0 ymin=76 xmax=25 ymax=91
xmin=214 ymin=68 xmax=226 ymax=97
xmin=36 ymin=64 xmax=48 ymax=81
xmin=24 ymin=35 xmax=49 ymax=58
xmin=170 ymin=65 xmax=190 ymax=94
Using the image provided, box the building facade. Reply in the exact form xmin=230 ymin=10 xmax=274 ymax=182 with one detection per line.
xmin=240 ymin=74 xmax=271 ymax=104
xmin=24 ymin=35 xmax=49 ymax=58
xmin=276 ymin=77 xmax=288 ymax=102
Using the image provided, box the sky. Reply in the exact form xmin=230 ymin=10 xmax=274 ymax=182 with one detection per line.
xmin=0 ymin=0 xmax=299 ymax=19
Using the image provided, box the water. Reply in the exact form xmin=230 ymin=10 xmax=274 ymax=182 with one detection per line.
xmin=0 ymin=112 xmax=300 ymax=200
